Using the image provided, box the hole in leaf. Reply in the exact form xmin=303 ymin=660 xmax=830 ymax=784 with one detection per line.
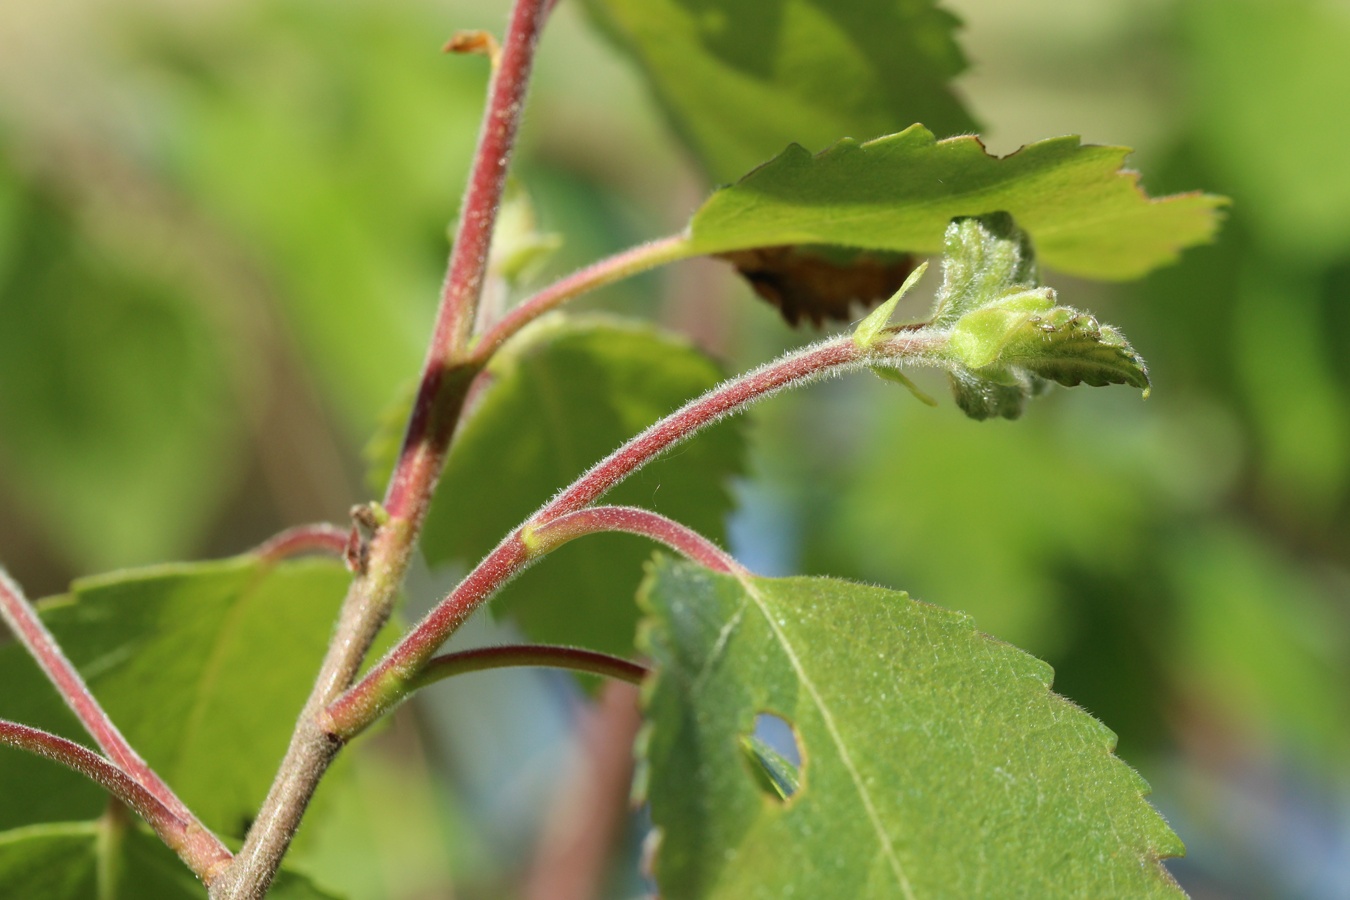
xmin=740 ymin=711 xmax=804 ymax=802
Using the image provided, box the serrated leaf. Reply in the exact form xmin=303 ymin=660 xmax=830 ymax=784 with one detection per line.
xmin=920 ymin=214 xmax=1150 ymax=420
xmin=687 ymin=125 xmax=1226 ymax=280
xmin=578 ymin=0 xmax=977 ymax=183
xmin=417 ymin=317 xmax=743 ymax=657
xmin=637 ymin=557 xmax=1184 ymax=898
xmin=0 ymin=558 xmax=354 ymax=838
xmin=0 ymin=821 xmax=342 ymax=899
xmin=929 ymin=213 xmax=1040 ymax=328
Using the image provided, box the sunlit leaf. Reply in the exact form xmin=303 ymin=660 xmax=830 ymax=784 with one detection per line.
xmin=637 ymin=557 xmax=1184 ymax=898
xmin=687 ymin=125 xmax=1226 ymax=280
xmin=917 ymin=214 xmax=1149 ymax=420
xmin=578 ymin=0 xmax=977 ymax=183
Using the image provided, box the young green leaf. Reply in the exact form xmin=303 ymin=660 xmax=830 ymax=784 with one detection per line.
xmin=686 ymin=125 xmax=1226 ymax=280
xmin=0 ymin=821 xmax=342 ymax=899
xmin=920 ymin=213 xmax=1150 ymax=420
xmin=578 ymin=0 xmax=977 ymax=183
xmin=0 ymin=558 xmax=356 ymax=838
xmin=416 ymin=316 xmax=744 ymax=657
xmin=637 ymin=557 xmax=1185 ymax=899
xmin=852 ymin=260 xmax=928 ymax=347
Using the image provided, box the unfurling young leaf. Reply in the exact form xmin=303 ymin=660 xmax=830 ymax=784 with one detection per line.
xmin=852 ymin=260 xmax=929 ymax=347
xmin=923 ymin=213 xmax=1151 ymax=420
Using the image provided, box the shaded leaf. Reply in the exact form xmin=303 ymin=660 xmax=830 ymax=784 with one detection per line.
xmin=718 ymin=245 xmax=916 ymax=327
xmin=687 ymin=125 xmax=1226 ymax=280
xmin=0 ymin=821 xmax=342 ymax=899
xmin=578 ymin=0 xmax=977 ymax=183
xmin=0 ymin=155 xmax=245 ymax=570
xmin=0 ymin=558 xmax=353 ymax=838
xmin=637 ymin=557 xmax=1184 ymax=899
xmin=418 ymin=317 xmax=743 ymax=657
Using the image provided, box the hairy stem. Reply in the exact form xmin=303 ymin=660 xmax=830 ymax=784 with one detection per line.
xmin=527 ymin=505 xmax=744 ymax=575
xmin=0 ymin=720 xmax=232 ymax=883
xmin=327 ymin=331 xmax=941 ymax=737
xmin=0 ymin=569 xmax=223 ymax=860
xmin=213 ymin=1 xmax=553 ymax=896
xmin=252 ymin=523 xmax=349 ymax=563
xmin=470 ymin=234 xmax=691 ymax=364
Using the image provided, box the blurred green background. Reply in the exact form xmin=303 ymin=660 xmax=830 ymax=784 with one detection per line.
xmin=1 ymin=0 xmax=1348 ymax=896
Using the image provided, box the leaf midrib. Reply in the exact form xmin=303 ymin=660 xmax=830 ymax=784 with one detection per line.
xmin=734 ymin=574 xmax=916 ymax=900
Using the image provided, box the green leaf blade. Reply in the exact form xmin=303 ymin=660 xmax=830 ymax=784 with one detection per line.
xmin=0 ymin=558 xmax=355 ymax=838
xmin=688 ymin=127 xmax=1226 ymax=281
xmin=0 ymin=822 xmax=343 ymax=899
xmin=578 ymin=0 xmax=977 ymax=183
xmin=638 ymin=557 xmax=1184 ymax=898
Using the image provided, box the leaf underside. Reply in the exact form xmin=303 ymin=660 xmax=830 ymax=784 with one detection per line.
xmin=688 ymin=125 xmax=1227 ymax=281
xmin=719 ymin=244 xmax=917 ymax=327
xmin=637 ymin=557 xmax=1184 ymax=899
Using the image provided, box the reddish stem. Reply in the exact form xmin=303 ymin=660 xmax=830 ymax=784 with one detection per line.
xmin=0 ymin=570 xmax=222 ymax=854
xmin=216 ymin=4 xmax=554 ymax=895
xmin=530 ymin=505 xmax=743 ymax=575
xmin=252 ymin=524 xmax=349 ymax=563
xmin=0 ymin=719 xmax=232 ymax=883
xmin=470 ymin=235 xmax=691 ymax=365
xmin=327 ymin=332 xmax=940 ymax=738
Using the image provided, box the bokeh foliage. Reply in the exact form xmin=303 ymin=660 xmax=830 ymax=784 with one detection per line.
xmin=0 ymin=0 xmax=1347 ymax=897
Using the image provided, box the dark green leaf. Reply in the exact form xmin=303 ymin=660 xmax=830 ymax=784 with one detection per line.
xmin=637 ymin=557 xmax=1184 ymax=899
xmin=419 ymin=317 xmax=743 ymax=657
xmin=687 ymin=125 xmax=1226 ymax=280
xmin=0 ymin=558 xmax=352 ymax=838
xmin=0 ymin=821 xmax=342 ymax=899
xmin=578 ymin=0 xmax=977 ymax=183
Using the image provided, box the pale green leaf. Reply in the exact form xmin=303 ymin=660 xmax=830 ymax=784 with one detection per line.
xmin=687 ymin=125 xmax=1226 ymax=280
xmin=0 ymin=821 xmax=342 ymax=899
xmin=0 ymin=558 xmax=353 ymax=838
xmin=418 ymin=317 xmax=743 ymax=657
xmin=487 ymin=180 xmax=563 ymax=287
xmin=852 ymin=260 xmax=928 ymax=347
xmin=637 ymin=557 xmax=1184 ymax=899
xmin=918 ymin=214 xmax=1150 ymax=420
xmin=578 ymin=0 xmax=977 ymax=183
